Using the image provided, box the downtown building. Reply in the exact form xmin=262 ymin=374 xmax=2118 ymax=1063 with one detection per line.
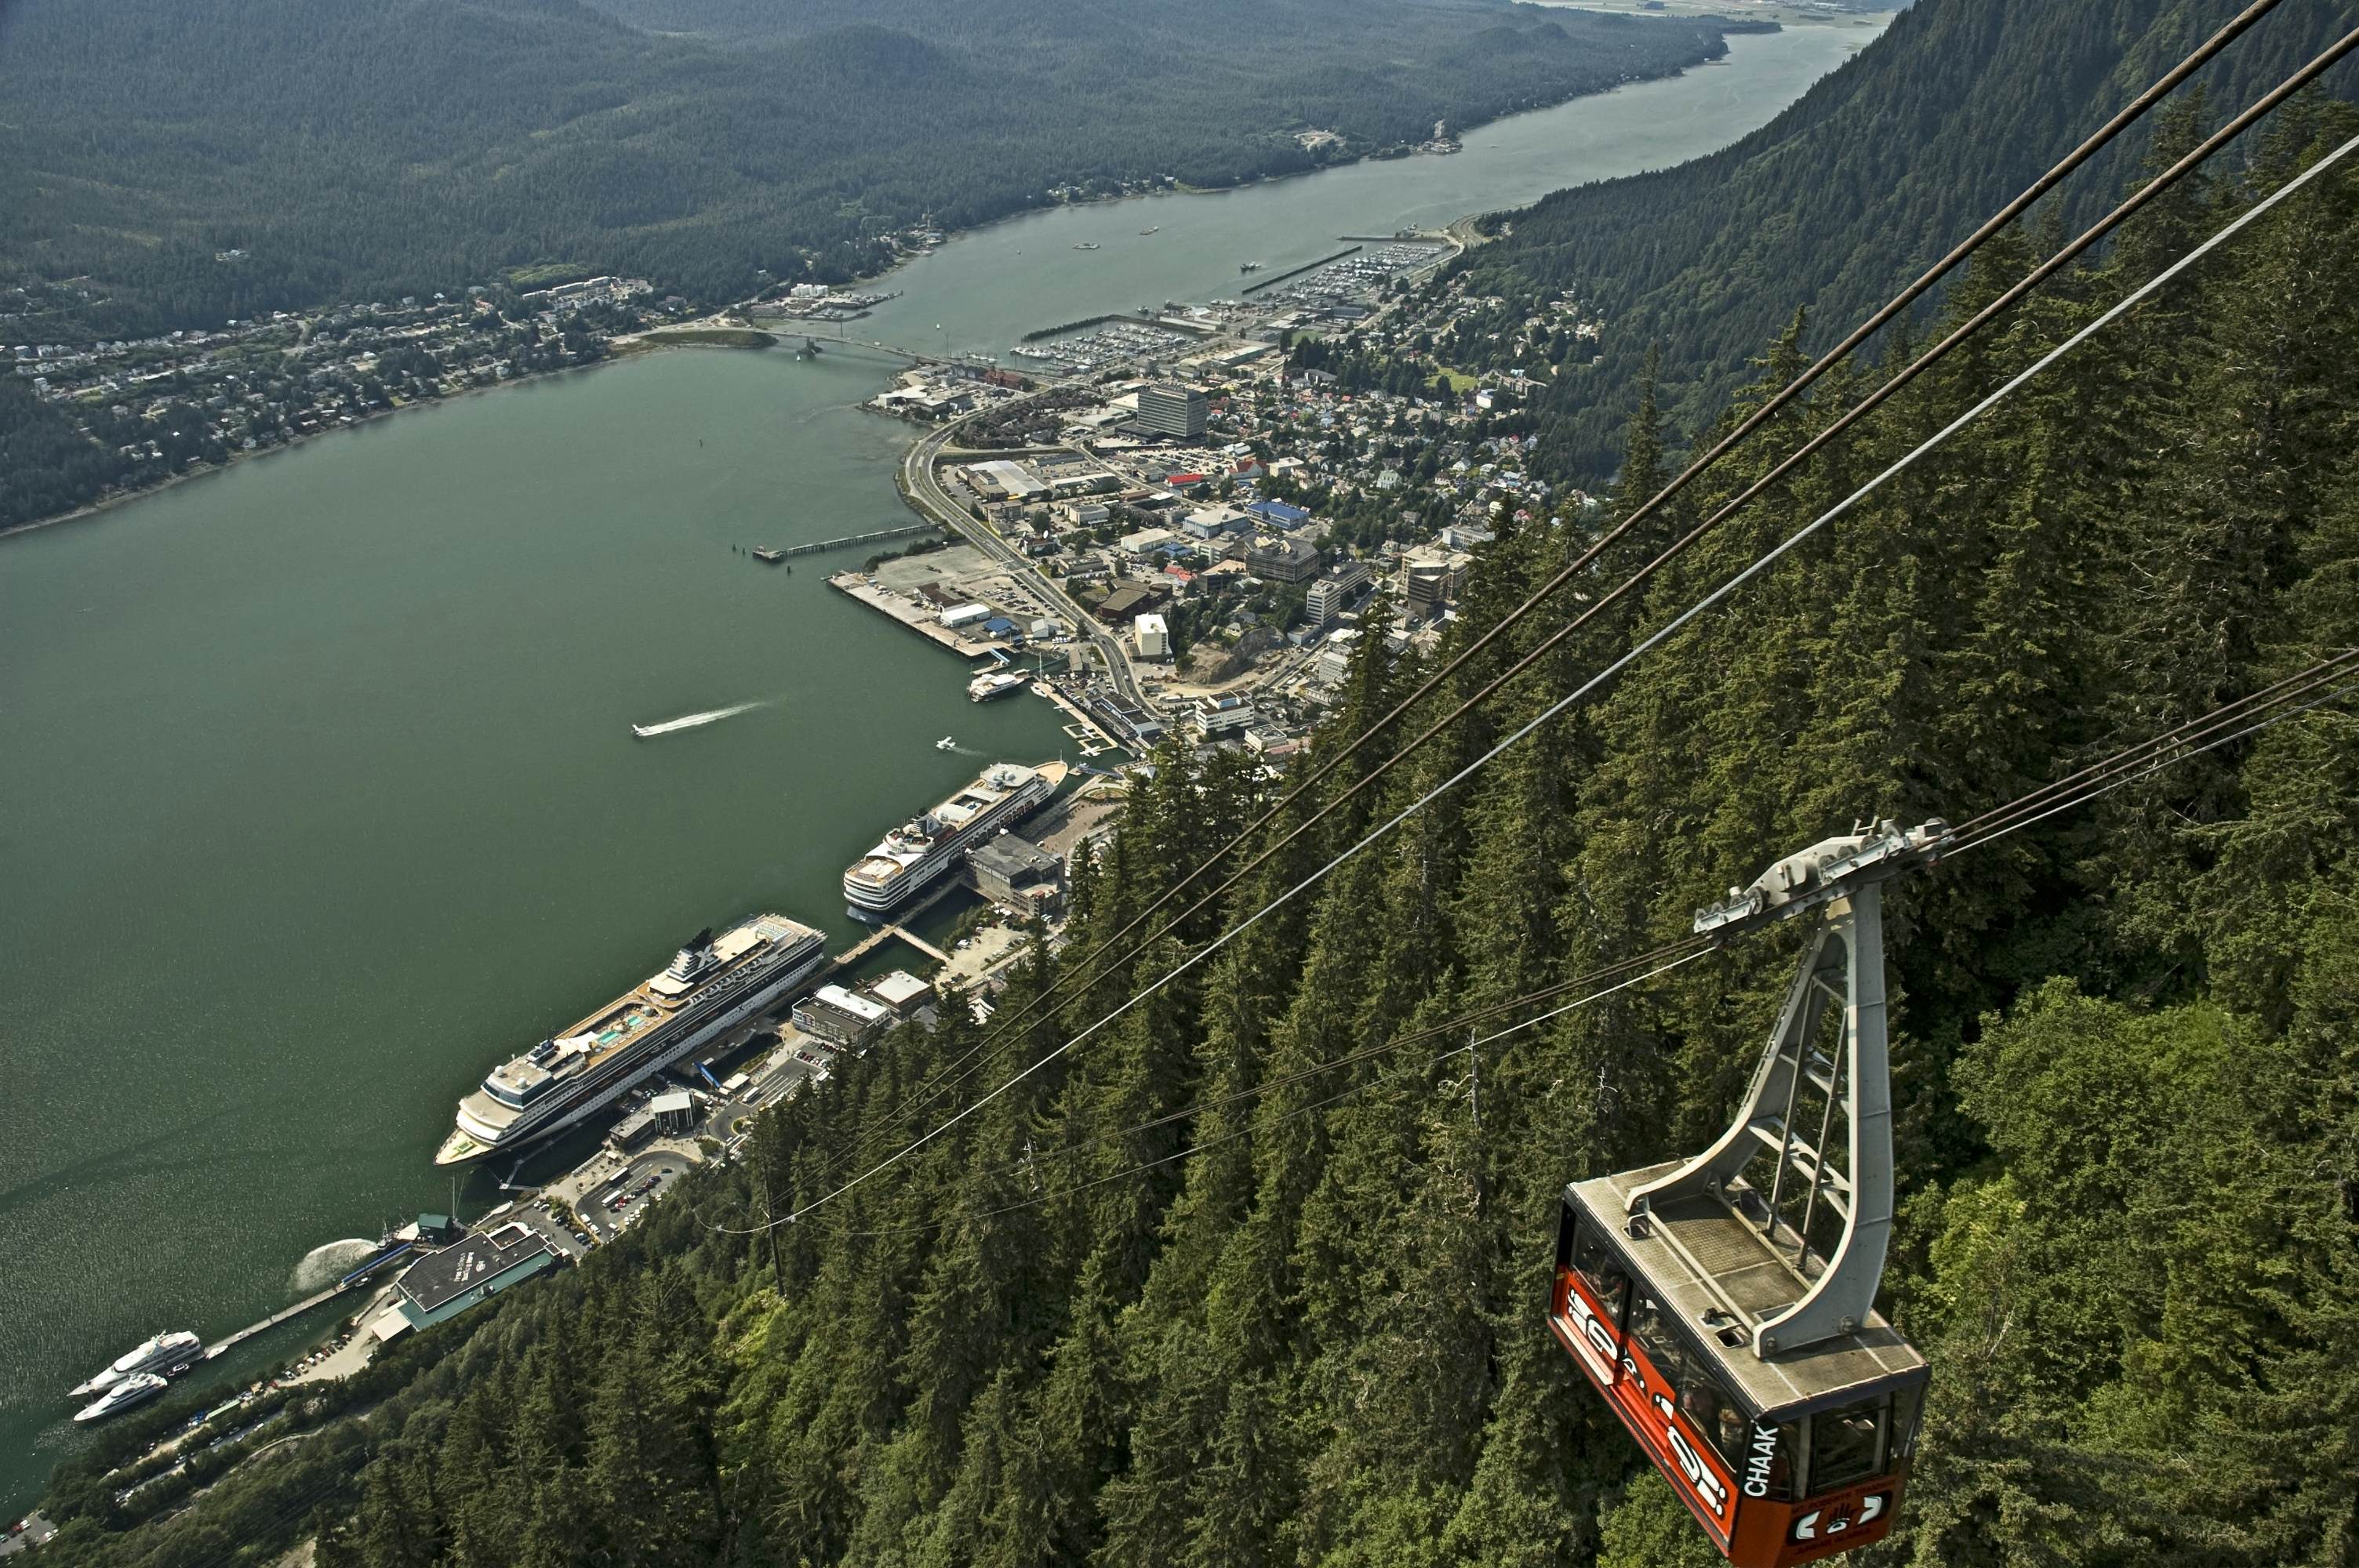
xmin=1136 ymin=383 xmax=1209 ymax=440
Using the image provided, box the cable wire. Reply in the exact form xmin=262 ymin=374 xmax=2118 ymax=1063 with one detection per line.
xmin=1948 ymin=651 xmax=2359 ymax=844
xmin=777 ymin=126 xmax=2359 ymax=1229
xmin=849 ymin=6 xmax=2294 ymax=1147
xmin=874 ymin=20 xmax=2359 ymax=1143
xmin=1950 ymin=671 xmax=2359 ymax=857
xmin=811 ymin=945 xmax=1714 ymax=1241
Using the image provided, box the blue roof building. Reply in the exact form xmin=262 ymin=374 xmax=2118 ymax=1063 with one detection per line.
xmin=1246 ymin=499 xmax=1312 ymax=531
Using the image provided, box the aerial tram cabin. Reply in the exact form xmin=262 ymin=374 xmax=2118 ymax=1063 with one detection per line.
xmin=1546 ymin=820 xmax=1950 ymax=1568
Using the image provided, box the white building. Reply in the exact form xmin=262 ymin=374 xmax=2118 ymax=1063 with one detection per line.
xmin=1189 ymin=695 xmax=1257 ymax=740
xmin=1135 ymin=613 xmax=1171 ymax=659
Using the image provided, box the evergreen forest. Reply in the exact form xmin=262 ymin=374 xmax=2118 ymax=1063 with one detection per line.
xmin=0 ymin=0 xmax=1732 ymax=342
xmin=32 ymin=63 xmax=2359 ymax=1568
xmin=1452 ymin=0 xmax=2359 ymax=479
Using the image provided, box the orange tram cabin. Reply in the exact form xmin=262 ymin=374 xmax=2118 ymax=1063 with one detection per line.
xmin=1543 ymin=820 xmax=1949 ymax=1568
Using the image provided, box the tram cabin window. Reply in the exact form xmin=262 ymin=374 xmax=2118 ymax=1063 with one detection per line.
xmin=1630 ymin=1296 xmax=1688 ymax=1388
xmin=1569 ymin=1220 xmax=1631 ymax=1318
xmin=1677 ymin=1368 xmax=1751 ymax=1473
xmin=1806 ymin=1394 xmax=1888 ymax=1492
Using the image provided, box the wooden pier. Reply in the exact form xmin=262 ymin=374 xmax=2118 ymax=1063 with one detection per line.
xmin=761 ymin=522 xmax=940 ymax=561
xmin=204 ymin=1281 xmax=362 ymax=1361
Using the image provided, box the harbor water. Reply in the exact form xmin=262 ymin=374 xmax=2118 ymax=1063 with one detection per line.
xmin=0 ymin=16 xmax=1885 ymax=1512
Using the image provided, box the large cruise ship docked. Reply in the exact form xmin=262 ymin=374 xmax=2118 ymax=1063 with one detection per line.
xmin=436 ymin=913 xmax=827 ymax=1167
xmin=843 ymin=761 xmax=1056 ymax=921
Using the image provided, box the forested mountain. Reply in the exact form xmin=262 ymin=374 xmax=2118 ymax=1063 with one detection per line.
xmin=0 ymin=0 xmax=1731 ymax=340
xmin=35 ymin=87 xmax=2359 ymax=1568
xmin=1453 ymin=0 xmax=2359 ymax=478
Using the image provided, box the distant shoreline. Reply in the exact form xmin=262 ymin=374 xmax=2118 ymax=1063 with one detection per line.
xmin=1 ymin=17 xmax=1862 ymax=545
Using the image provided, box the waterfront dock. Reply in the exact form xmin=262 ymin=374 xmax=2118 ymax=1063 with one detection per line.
xmin=203 ymin=1282 xmax=361 ymax=1361
xmin=827 ymin=571 xmax=1011 ymax=659
xmin=1031 ymin=680 xmax=1119 ymax=756
xmin=758 ymin=522 xmax=940 ymax=561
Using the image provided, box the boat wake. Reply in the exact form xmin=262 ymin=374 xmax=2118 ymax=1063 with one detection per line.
xmin=632 ymin=700 xmax=767 ymax=739
xmin=289 ymin=1238 xmax=380 ymax=1295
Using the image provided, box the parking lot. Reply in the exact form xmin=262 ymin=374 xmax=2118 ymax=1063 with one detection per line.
xmin=579 ymin=1151 xmax=688 ymax=1240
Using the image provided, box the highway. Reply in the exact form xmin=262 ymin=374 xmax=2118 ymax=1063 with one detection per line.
xmin=898 ymin=410 xmax=1148 ymax=709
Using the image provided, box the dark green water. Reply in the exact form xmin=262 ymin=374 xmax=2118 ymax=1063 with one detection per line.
xmin=0 ymin=18 xmax=1881 ymax=1510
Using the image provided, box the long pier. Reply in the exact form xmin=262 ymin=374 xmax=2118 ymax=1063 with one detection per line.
xmin=1241 ymin=245 xmax=1362 ymax=295
xmin=764 ymin=522 xmax=939 ymax=560
xmin=204 ymin=1282 xmax=362 ymax=1360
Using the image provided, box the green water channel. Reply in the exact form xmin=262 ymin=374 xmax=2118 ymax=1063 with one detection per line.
xmin=0 ymin=16 xmax=1883 ymax=1511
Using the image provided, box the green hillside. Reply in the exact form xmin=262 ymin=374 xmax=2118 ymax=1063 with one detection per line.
xmin=32 ymin=89 xmax=2359 ymax=1568
xmin=1452 ymin=0 xmax=2359 ymax=479
xmin=0 ymin=0 xmax=1732 ymax=339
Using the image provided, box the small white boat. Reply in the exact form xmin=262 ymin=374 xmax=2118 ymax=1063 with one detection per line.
xmin=936 ymin=736 xmax=957 ymax=750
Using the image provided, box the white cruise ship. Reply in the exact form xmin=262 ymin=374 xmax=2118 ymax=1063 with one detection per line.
xmin=436 ymin=913 xmax=827 ymax=1167
xmin=68 ymin=1330 xmax=202 ymax=1398
xmin=843 ymin=762 xmax=1056 ymax=921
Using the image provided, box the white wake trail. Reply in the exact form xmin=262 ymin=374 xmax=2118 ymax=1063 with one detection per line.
xmin=632 ymin=700 xmax=767 ymax=737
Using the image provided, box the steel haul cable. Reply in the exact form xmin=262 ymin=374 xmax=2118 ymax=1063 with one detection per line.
xmin=1948 ymin=664 xmax=2359 ymax=858
xmin=881 ymin=27 xmax=2359 ymax=1154
xmin=721 ymin=946 xmax=1717 ymax=1242
xmin=873 ymin=18 xmax=2359 ymax=1145
xmin=846 ymin=2 xmax=2298 ymax=1151
xmin=729 ymin=666 xmax=2355 ymax=1245
xmin=1946 ymin=652 xmax=2359 ymax=850
xmin=769 ymin=128 xmax=2359 ymax=1231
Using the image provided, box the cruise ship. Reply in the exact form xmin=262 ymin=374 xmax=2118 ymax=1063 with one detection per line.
xmin=435 ymin=913 xmax=827 ymax=1167
xmin=69 ymin=1330 xmax=202 ymax=1398
xmin=843 ymin=761 xmax=1056 ymax=921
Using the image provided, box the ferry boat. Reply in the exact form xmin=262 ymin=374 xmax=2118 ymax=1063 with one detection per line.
xmin=968 ymin=670 xmax=1027 ymax=702
xmin=69 ymin=1331 xmax=202 ymax=1399
xmin=75 ymin=1372 xmax=168 ymax=1425
xmin=435 ymin=913 xmax=827 ymax=1167
xmin=1072 ymin=242 xmax=1101 ymax=251
xmin=843 ymin=762 xmax=1055 ymax=921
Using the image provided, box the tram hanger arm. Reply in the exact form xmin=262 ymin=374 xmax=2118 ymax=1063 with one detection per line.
xmin=1692 ymin=819 xmax=1953 ymax=945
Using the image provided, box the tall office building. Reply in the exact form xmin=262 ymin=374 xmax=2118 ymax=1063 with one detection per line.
xmin=1137 ymin=383 xmax=1209 ymax=439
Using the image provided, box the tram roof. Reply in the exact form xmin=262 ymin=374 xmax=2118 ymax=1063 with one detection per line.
xmin=1570 ymin=1163 xmax=1927 ymax=1417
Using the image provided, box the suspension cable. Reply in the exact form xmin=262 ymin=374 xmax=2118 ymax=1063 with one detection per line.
xmin=1948 ymin=651 xmax=2359 ymax=844
xmin=755 ymin=946 xmax=1714 ymax=1242
xmin=1950 ymin=663 xmax=2359 ymax=857
xmin=774 ymin=128 xmax=2359 ymax=1229
xmin=847 ymin=7 xmax=2295 ymax=1149
xmin=881 ymin=28 xmax=2359 ymax=1138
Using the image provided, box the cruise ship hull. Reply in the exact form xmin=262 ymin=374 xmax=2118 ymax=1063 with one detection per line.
xmin=842 ymin=769 xmax=1054 ymax=924
xmin=436 ymin=932 xmax=826 ymax=1167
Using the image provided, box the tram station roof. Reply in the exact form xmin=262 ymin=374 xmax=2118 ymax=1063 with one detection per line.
xmin=1572 ymin=1163 xmax=1925 ymax=1416
xmin=395 ymin=1224 xmax=559 ymax=1325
